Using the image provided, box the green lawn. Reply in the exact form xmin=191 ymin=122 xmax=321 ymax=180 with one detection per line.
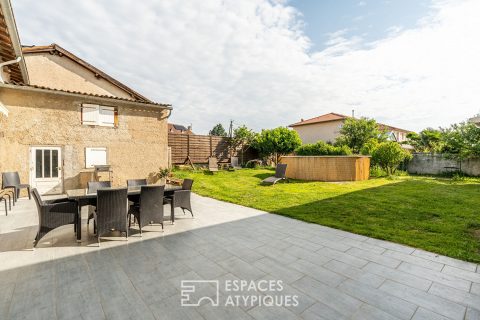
xmin=174 ymin=168 xmax=480 ymax=263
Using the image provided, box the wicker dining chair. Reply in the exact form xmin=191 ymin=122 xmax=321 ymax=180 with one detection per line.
xmin=128 ymin=185 xmax=165 ymax=235
xmin=164 ymin=179 xmax=193 ymax=223
xmin=86 ymin=181 xmax=111 ymax=229
xmin=32 ymin=188 xmax=78 ymax=247
xmin=126 ymin=179 xmax=147 ymax=209
xmin=126 ymin=179 xmax=147 ymax=187
xmin=2 ymin=172 xmax=31 ymax=202
xmin=94 ymin=187 xmax=128 ymax=245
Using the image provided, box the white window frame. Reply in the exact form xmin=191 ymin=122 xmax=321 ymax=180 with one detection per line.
xmin=82 ymin=104 xmax=116 ymax=127
xmin=85 ymin=147 xmax=107 ymax=168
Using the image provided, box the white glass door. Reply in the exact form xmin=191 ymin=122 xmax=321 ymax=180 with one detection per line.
xmin=30 ymin=147 xmax=63 ymax=195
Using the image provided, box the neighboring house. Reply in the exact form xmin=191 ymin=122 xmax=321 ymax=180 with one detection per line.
xmin=468 ymin=114 xmax=480 ymax=127
xmin=168 ymin=123 xmax=193 ymax=134
xmin=289 ymin=112 xmax=412 ymax=145
xmin=0 ymin=0 xmax=171 ymax=195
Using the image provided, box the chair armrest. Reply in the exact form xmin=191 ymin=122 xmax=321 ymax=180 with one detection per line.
xmin=45 ymin=197 xmax=72 ymax=204
xmin=172 ymin=190 xmax=191 ymax=205
xmin=44 ymin=201 xmax=78 ymax=214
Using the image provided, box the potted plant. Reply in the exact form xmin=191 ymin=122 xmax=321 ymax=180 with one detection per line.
xmin=152 ymin=167 xmax=171 ymax=185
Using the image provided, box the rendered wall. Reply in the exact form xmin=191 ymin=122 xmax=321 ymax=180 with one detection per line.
xmin=407 ymin=153 xmax=480 ymax=176
xmin=292 ymin=120 xmax=344 ymax=144
xmin=24 ymin=53 xmax=134 ymax=99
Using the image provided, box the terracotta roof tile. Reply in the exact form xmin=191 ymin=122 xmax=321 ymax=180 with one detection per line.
xmin=289 ymin=112 xmax=348 ymax=127
xmin=289 ymin=112 xmax=412 ymax=133
xmin=2 ymin=81 xmax=171 ymax=108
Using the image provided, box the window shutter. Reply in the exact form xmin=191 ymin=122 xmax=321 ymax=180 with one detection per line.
xmin=114 ymin=109 xmax=119 ymax=127
xmin=99 ymin=106 xmax=115 ymax=127
xmin=82 ymin=104 xmax=99 ymax=125
xmin=85 ymin=147 xmax=107 ymax=168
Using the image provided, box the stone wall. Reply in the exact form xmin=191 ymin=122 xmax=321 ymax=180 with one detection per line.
xmin=0 ymin=86 xmax=169 ymax=194
xmin=407 ymin=153 xmax=480 ymax=176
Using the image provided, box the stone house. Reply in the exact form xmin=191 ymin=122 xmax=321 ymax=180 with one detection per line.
xmin=0 ymin=0 xmax=171 ymax=194
xmin=289 ymin=112 xmax=412 ymax=145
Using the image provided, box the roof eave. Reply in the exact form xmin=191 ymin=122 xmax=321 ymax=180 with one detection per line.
xmin=0 ymin=0 xmax=29 ymax=83
xmin=289 ymin=118 xmax=345 ymax=127
xmin=0 ymin=82 xmax=172 ymax=110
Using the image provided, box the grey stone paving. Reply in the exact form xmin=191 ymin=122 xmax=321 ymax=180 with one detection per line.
xmin=0 ymin=194 xmax=479 ymax=320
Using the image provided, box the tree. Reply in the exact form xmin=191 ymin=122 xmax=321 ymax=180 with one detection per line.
xmin=441 ymin=122 xmax=480 ymax=160
xmin=335 ymin=117 xmax=386 ymax=153
xmin=209 ymin=123 xmax=227 ymax=136
xmin=231 ymin=125 xmax=255 ymax=164
xmin=253 ymin=127 xmax=302 ymax=165
xmin=372 ymin=141 xmax=412 ymax=175
xmin=405 ymin=128 xmax=443 ymax=153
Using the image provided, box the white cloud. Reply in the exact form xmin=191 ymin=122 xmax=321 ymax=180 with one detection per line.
xmin=11 ymin=0 xmax=480 ymax=133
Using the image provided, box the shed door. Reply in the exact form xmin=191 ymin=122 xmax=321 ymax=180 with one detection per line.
xmin=30 ymin=147 xmax=63 ymax=195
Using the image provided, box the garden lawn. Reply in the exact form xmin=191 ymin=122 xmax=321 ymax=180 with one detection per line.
xmin=174 ymin=168 xmax=480 ymax=263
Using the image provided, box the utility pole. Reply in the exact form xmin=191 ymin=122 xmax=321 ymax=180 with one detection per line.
xmin=228 ymin=120 xmax=233 ymax=138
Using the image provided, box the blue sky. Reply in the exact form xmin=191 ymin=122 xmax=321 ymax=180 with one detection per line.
xmin=290 ymin=0 xmax=433 ymax=51
xmin=12 ymin=0 xmax=480 ymax=133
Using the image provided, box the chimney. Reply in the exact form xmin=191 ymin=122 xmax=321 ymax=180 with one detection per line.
xmin=301 ymin=118 xmax=304 ymax=122
xmin=352 ymin=109 xmax=355 ymax=118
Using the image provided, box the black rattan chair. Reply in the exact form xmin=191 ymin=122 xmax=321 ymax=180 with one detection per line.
xmin=164 ymin=179 xmax=193 ymax=223
xmin=2 ymin=172 xmax=31 ymax=202
xmin=127 ymin=179 xmax=147 ymax=187
xmin=126 ymin=179 xmax=147 ymax=208
xmin=128 ymin=185 xmax=165 ymax=235
xmin=86 ymin=181 xmax=111 ymax=229
xmin=94 ymin=187 xmax=128 ymax=245
xmin=32 ymin=188 xmax=78 ymax=247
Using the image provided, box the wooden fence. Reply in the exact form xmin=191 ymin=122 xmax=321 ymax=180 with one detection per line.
xmin=168 ymin=133 xmax=257 ymax=165
xmin=280 ymin=156 xmax=371 ymax=181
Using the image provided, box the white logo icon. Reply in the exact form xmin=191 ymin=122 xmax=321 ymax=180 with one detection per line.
xmin=181 ymin=280 xmax=220 ymax=307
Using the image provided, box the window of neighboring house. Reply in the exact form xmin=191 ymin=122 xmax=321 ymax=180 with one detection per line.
xmin=81 ymin=104 xmax=118 ymax=127
xmin=85 ymin=147 xmax=107 ymax=168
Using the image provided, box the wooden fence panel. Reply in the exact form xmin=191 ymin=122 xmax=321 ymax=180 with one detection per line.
xmin=168 ymin=133 xmax=257 ymax=164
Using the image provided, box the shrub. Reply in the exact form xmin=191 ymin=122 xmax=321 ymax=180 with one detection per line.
xmin=295 ymin=141 xmax=352 ymax=156
xmin=245 ymin=159 xmax=263 ymax=168
xmin=372 ymin=141 xmax=412 ymax=175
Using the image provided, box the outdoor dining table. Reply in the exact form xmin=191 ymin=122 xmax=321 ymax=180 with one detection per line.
xmin=66 ymin=184 xmax=182 ymax=241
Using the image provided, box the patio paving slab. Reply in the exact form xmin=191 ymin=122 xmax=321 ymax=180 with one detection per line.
xmin=0 ymin=194 xmax=479 ymax=319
